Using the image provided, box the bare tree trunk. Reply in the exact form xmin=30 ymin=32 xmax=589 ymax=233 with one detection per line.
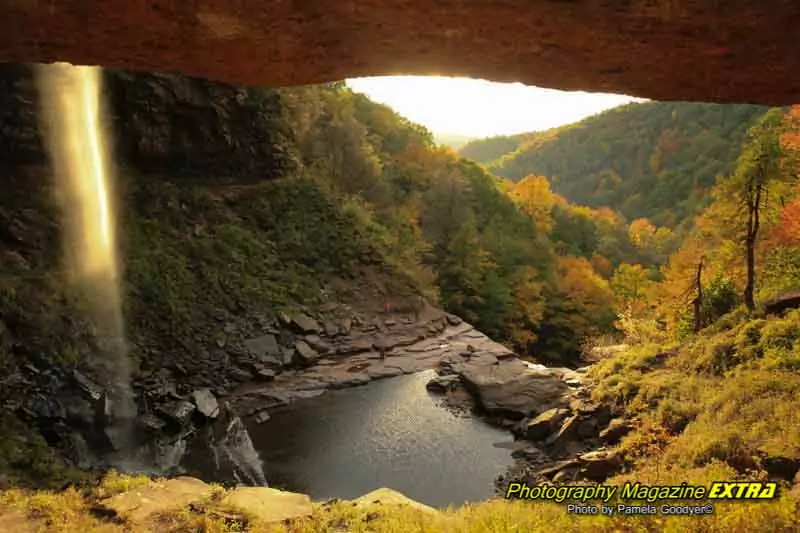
xmin=744 ymin=184 xmax=762 ymax=311
xmin=692 ymin=257 xmax=704 ymax=332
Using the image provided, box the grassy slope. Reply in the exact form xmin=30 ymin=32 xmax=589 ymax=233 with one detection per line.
xmin=0 ymin=467 xmax=796 ymax=532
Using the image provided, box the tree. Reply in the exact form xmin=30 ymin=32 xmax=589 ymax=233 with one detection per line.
xmin=718 ymin=109 xmax=785 ymax=310
xmin=629 ymin=218 xmax=657 ymax=250
xmin=611 ymin=263 xmax=653 ymax=312
xmin=511 ymin=175 xmax=556 ymax=234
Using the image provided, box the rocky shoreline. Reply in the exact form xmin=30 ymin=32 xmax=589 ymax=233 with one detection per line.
xmin=3 ymin=300 xmax=630 ymax=491
xmin=425 ymin=340 xmax=631 ymax=492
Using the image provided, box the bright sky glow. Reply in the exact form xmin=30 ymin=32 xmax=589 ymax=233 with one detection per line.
xmin=347 ymin=76 xmax=646 ymax=139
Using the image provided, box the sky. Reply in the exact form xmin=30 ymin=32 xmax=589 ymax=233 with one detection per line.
xmin=346 ymin=76 xmax=646 ymax=139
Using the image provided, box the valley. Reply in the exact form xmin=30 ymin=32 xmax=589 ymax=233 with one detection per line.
xmin=0 ymin=63 xmax=799 ymax=532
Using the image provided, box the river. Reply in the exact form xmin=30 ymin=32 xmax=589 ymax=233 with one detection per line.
xmin=239 ymin=369 xmax=514 ymax=508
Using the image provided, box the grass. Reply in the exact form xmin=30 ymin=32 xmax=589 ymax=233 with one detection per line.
xmin=590 ymin=308 xmax=800 ymax=478
xmin=1 ymin=469 xmax=797 ymax=532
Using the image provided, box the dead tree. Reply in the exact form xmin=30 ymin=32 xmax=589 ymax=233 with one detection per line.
xmin=692 ymin=256 xmax=705 ymax=332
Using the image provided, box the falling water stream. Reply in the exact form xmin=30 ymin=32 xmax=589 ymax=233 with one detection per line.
xmin=35 ymin=62 xmax=269 ymax=481
xmin=36 ymin=63 xmax=136 ymax=450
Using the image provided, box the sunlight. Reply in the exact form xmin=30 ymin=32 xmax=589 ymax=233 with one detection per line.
xmin=346 ymin=76 xmax=646 ymax=138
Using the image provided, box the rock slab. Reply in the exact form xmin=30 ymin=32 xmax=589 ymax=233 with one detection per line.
xmin=352 ymin=487 xmax=438 ymax=514
xmin=103 ymin=477 xmax=214 ymax=525
xmin=221 ymin=486 xmax=312 ymax=523
xmin=459 ymin=360 xmax=572 ymax=418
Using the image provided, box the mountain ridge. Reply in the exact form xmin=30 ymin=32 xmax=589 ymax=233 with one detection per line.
xmin=460 ymin=101 xmax=770 ymax=228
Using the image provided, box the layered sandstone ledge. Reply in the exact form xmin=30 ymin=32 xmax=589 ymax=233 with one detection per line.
xmin=0 ymin=2 xmax=799 ymax=103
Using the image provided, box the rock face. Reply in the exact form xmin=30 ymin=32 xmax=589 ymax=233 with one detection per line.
xmin=0 ymin=3 xmax=798 ymax=104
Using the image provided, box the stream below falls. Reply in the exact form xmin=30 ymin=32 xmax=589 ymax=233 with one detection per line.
xmin=184 ymin=369 xmax=515 ymax=508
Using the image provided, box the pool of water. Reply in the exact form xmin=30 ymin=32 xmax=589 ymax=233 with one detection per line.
xmin=243 ymin=369 xmax=514 ymax=508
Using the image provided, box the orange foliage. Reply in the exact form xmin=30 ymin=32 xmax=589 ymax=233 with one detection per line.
xmin=629 ymin=217 xmax=657 ymax=249
xmin=768 ymin=195 xmax=800 ymax=246
xmin=555 ymin=256 xmax=614 ymax=314
xmin=590 ymin=253 xmax=614 ymax=279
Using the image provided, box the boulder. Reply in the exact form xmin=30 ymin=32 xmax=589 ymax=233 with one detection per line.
xmin=103 ymin=477 xmax=214 ymax=525
xmin=61 ymin=394 xmax=95 ymax=426
xmin=304 ymin=334 xmax=331 ymax=354
xmin=228 ymin=366 xmax=253 ymax=382
xmin=578 ymin=449 xmax=623 ymax=481
xmin=445 ymin=314 xmax=462 ymax=326
xmin=136 ymin=413 xmax=168 ymax=433
xmin=552 ymin=468 xmax=579 ymax=483
xmin=535 ymin=459 xmax=581 ymax=480
xmin=323 ymin=321 xmax=339 ymax=337
xmin=157 ymin=400 xmax=196 ymax=426
xmin=293 ymin=341 xmax=320 ymax=366
xmin=72 ymin=369 xmax=103 ymax=401
xmin=459 ymin=360 xmax=571 ymax=419
xmin=281 ymin=348 xmax=296 ymax=366
xmin=352 ymin=488 xmax=437 ymax=514
xmin=291 ymin=313 xmax=321 ymax=334
xmin=367 ymin=366 xmax=404 ymax=380
xmin=599 ymin=418 xmax=633 ymax=445
xmin=545 ymin=414 xmax=582 ymax=448
xmin=253 ymin=410 xmax=271 ymax=424
xmin=764 ymin=290 xmax=800 ymax=315
xmin=426 ymin=374 xmax=461 ymax=394
xmin=254 ymin=368 xmax=276 ymax=382
xmin=243 ymin=335 xmax=281 ymax=362
xmin=525 ymin=408 xmax=570 ymax=441
xmin=221 ymin=487 xmax=311 ymax=523
xmin=510 ymin=444 xmax=549 ymax=462
xmin=191 ymin=388 xmax=219 ymax=419
xmin=576 ymin=417 xmax=599 ymax=439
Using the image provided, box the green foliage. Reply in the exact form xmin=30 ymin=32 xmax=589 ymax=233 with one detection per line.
xmin=462 ymin=102 xmax=769 ymax=228
xmin=0 ymin=412 xmax=92 ymax=489
xmin=593 ymin=311 xmax=800 ymax=478
xmin=702 ymin=275 xmax=741 ymax=325
xmin=122 ymin=176 xmax=385 ymax=352
xmin=458 ymin=133 xmax=526 ymax=164
xmin=282 ymin=83 xmax=564 ymax=356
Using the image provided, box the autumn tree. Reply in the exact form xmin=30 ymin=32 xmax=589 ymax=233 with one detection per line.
xmin=535 ymin=256 xmax=615 ymax=362
xmin=510 ymin=175 xmax=556 ymax=234
xmin=715 ymin=109 xmax=786 ymax=310
xmin=629 ymin=218 xmax=657 ymax=250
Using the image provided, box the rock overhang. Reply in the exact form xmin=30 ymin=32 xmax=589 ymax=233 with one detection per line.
xmin=0 ymin=1 xmax=798 ymax=104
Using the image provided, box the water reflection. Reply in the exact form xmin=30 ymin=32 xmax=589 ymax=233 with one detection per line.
xmin=247 ymin=370 xmax=513 ymax=507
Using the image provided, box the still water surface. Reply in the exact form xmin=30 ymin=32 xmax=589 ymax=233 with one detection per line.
xmin=247 ymin=369 xmax=514 ymax=507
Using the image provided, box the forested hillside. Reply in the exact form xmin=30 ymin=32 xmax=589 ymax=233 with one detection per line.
xmin=0 ymin=66 xmax=631 ymax=432
xmin=460 ymin=102 xmax=769 ymax=228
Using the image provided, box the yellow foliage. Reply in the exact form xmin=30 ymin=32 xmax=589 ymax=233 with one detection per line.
xmin=510 ymin=175 xmax=556 ymax=234
xmin=628 ymin=218 xmax=657 ymax=250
